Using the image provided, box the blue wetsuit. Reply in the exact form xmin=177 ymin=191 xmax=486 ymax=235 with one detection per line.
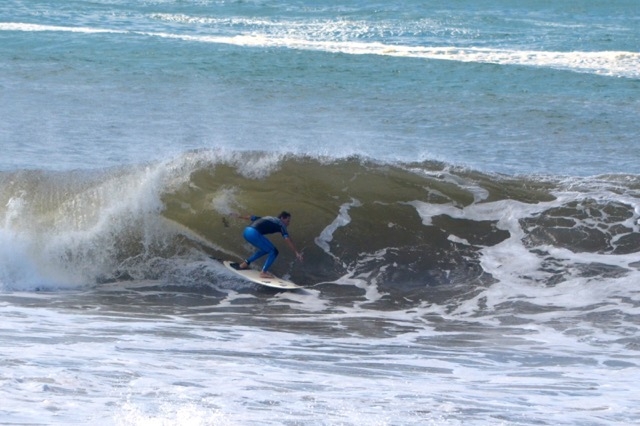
xmin=243 ymin=216 xmax=289 ymax=272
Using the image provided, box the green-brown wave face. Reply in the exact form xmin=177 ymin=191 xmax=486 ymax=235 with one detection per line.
xmin=1 ymin=151 xmax=638 ymax=300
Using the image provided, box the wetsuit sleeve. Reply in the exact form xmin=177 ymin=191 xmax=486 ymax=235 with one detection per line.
xmin=250 ymin=215 xmax=260 ymax=222
xmin=280 ymin=224 xmax=289 ymax=239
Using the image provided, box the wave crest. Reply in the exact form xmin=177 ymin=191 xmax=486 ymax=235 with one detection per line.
xmin=0 ymin=152 xmax=638 ymax=296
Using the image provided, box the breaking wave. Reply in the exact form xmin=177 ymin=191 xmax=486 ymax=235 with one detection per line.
xmin=1 ymin=22 xmax=638 ymax=79
xmin=1 ymin=150 xmax=638 ymax=305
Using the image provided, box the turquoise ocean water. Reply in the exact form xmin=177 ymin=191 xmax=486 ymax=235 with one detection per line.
xmin=1 ymin=1 xmax=639 ymax=424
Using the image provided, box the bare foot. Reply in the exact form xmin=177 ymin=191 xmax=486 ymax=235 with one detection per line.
xmin=238 ymin=262 xmax=250 ymax=270
xmin=260 ymin=271 xmax=275 ymax=279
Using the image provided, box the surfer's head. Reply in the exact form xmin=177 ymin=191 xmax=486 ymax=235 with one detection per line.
xmin=278 ymin=211 xmax=291 ymax=225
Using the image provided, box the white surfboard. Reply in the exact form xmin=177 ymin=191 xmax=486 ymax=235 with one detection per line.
xmin=223 ymin=260 xmax=303 ymax=290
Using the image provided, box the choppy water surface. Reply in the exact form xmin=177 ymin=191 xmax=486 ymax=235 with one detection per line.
xmin=1 ymin=0 xmax=639 ymax=424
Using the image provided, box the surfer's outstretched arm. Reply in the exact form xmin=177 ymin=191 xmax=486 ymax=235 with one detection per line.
xmin=230 ymin=212 xmax=253 ymax=221
xmin=285 ymin=237 xmax=304 ymax=262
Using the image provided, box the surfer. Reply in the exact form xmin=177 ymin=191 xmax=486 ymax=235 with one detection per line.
xmin=232 ymin=211 xmax=303 ymax=278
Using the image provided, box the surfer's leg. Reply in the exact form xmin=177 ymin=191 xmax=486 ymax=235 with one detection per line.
xmin=243 ymin=227 xmax=276 ymax=268
xmin=245 ymin=249 xmax=267 ymax=265
xmin=262 ymin=247 xmax=279 ymax=273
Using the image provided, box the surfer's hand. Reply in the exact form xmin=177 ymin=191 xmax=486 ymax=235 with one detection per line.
xmin=296 ymin=252 xmax=304 ymax=262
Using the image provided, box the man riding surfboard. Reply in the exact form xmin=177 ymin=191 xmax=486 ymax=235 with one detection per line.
xmin=231 ymin=211 xmax=303 ymax=278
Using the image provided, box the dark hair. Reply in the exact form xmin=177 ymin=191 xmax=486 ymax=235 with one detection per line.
xmin=278 ymin=211 xmax=291 ymax=219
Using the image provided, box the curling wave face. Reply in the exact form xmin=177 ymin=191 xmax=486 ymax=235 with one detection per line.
xmin=0 ymin=151 xmax=639 ymax=302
